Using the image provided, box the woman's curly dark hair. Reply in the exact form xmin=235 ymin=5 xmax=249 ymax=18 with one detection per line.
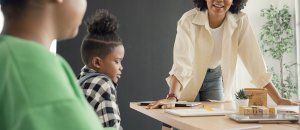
xmin=193 ymin=0 xmax=248 ymax=14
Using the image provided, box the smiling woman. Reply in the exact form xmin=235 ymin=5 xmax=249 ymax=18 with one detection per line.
xmin=148 ymin=0 xmax=297 ymax=110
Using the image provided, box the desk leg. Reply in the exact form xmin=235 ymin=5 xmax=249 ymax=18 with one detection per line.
xmin=162 ymin=123 xmax=173 ymax=130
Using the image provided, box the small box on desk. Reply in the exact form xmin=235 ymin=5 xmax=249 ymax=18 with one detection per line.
xmin=244 ymin=88 xmax=267 ymax=106
xmin=239 ymin=106 xmax=275 ymax=115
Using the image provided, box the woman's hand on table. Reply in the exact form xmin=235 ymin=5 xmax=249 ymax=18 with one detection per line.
xmin=146 ymin=97 xmax=177 ymax=109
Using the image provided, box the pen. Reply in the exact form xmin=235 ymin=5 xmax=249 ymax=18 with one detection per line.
xmin=203 ymin=105 xmax=214 ymax=111
xmin=224 ymin=125 xmax=262 ymax=130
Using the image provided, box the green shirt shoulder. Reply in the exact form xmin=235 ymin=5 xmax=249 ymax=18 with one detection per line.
xmin=0 ymin=35 xmax=114 ymax=130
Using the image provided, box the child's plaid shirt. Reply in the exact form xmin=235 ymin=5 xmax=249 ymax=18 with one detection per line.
xmin=78 ymin=66 xmax=122 ymax=130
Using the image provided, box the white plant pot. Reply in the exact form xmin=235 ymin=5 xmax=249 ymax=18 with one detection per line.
xmin=235 ymin=99 xmax=249 ymax=112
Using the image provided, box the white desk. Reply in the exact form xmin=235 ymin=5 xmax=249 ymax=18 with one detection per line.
xmin=130 ymin=102 xmax=299 ymax=130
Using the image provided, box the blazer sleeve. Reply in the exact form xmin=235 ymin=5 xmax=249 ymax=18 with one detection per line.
xmin=166 ymin=16 xmax=194 ymax=90
xmin=238 ymin=14 xmax=272 ymax=88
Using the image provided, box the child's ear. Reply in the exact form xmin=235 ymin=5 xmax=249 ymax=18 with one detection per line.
xmin=91 ymin=56 xmax=103 ymax=69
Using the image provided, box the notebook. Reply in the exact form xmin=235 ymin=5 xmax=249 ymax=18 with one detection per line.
xmin=165 ymin=108 xmax=234 ymax=117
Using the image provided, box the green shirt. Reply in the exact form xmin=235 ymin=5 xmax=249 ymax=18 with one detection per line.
xmin=0 ymin=35 xmax=114 ymax=130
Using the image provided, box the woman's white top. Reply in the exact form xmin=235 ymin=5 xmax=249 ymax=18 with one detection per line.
xmin=166 ymin=8 xmax=271 ymax=101
xmin=208 ymin=23 xmax=224 ymax=69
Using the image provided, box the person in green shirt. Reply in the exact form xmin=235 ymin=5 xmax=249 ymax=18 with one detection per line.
xmin=0 ymin=0 xmax=114 ymax=130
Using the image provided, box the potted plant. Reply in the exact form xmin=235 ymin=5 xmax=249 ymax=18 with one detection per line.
xmin=235 ymin=89 xmax=249 ymax=111
xmin=259 ymin=4 xmax=297 ymax=99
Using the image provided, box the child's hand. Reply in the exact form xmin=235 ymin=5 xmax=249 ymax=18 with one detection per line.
xmin=146 ymin=97 xmax=177 ymax=109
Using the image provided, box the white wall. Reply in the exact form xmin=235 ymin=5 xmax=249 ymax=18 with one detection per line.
xmin=50 ymin=40 xmax=57 ymax=53
xmin=0 ymin=9 xmax=3 ymax=32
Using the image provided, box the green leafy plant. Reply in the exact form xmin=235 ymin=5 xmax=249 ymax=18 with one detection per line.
xmin=259 ymin=5 xmax=297 ymax=99
xmin=235 ymin=89 xmax=248 ymax=99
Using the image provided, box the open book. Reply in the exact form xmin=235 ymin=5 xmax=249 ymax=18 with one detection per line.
xmin=165 ymin=108 xmax=234 ymax=117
